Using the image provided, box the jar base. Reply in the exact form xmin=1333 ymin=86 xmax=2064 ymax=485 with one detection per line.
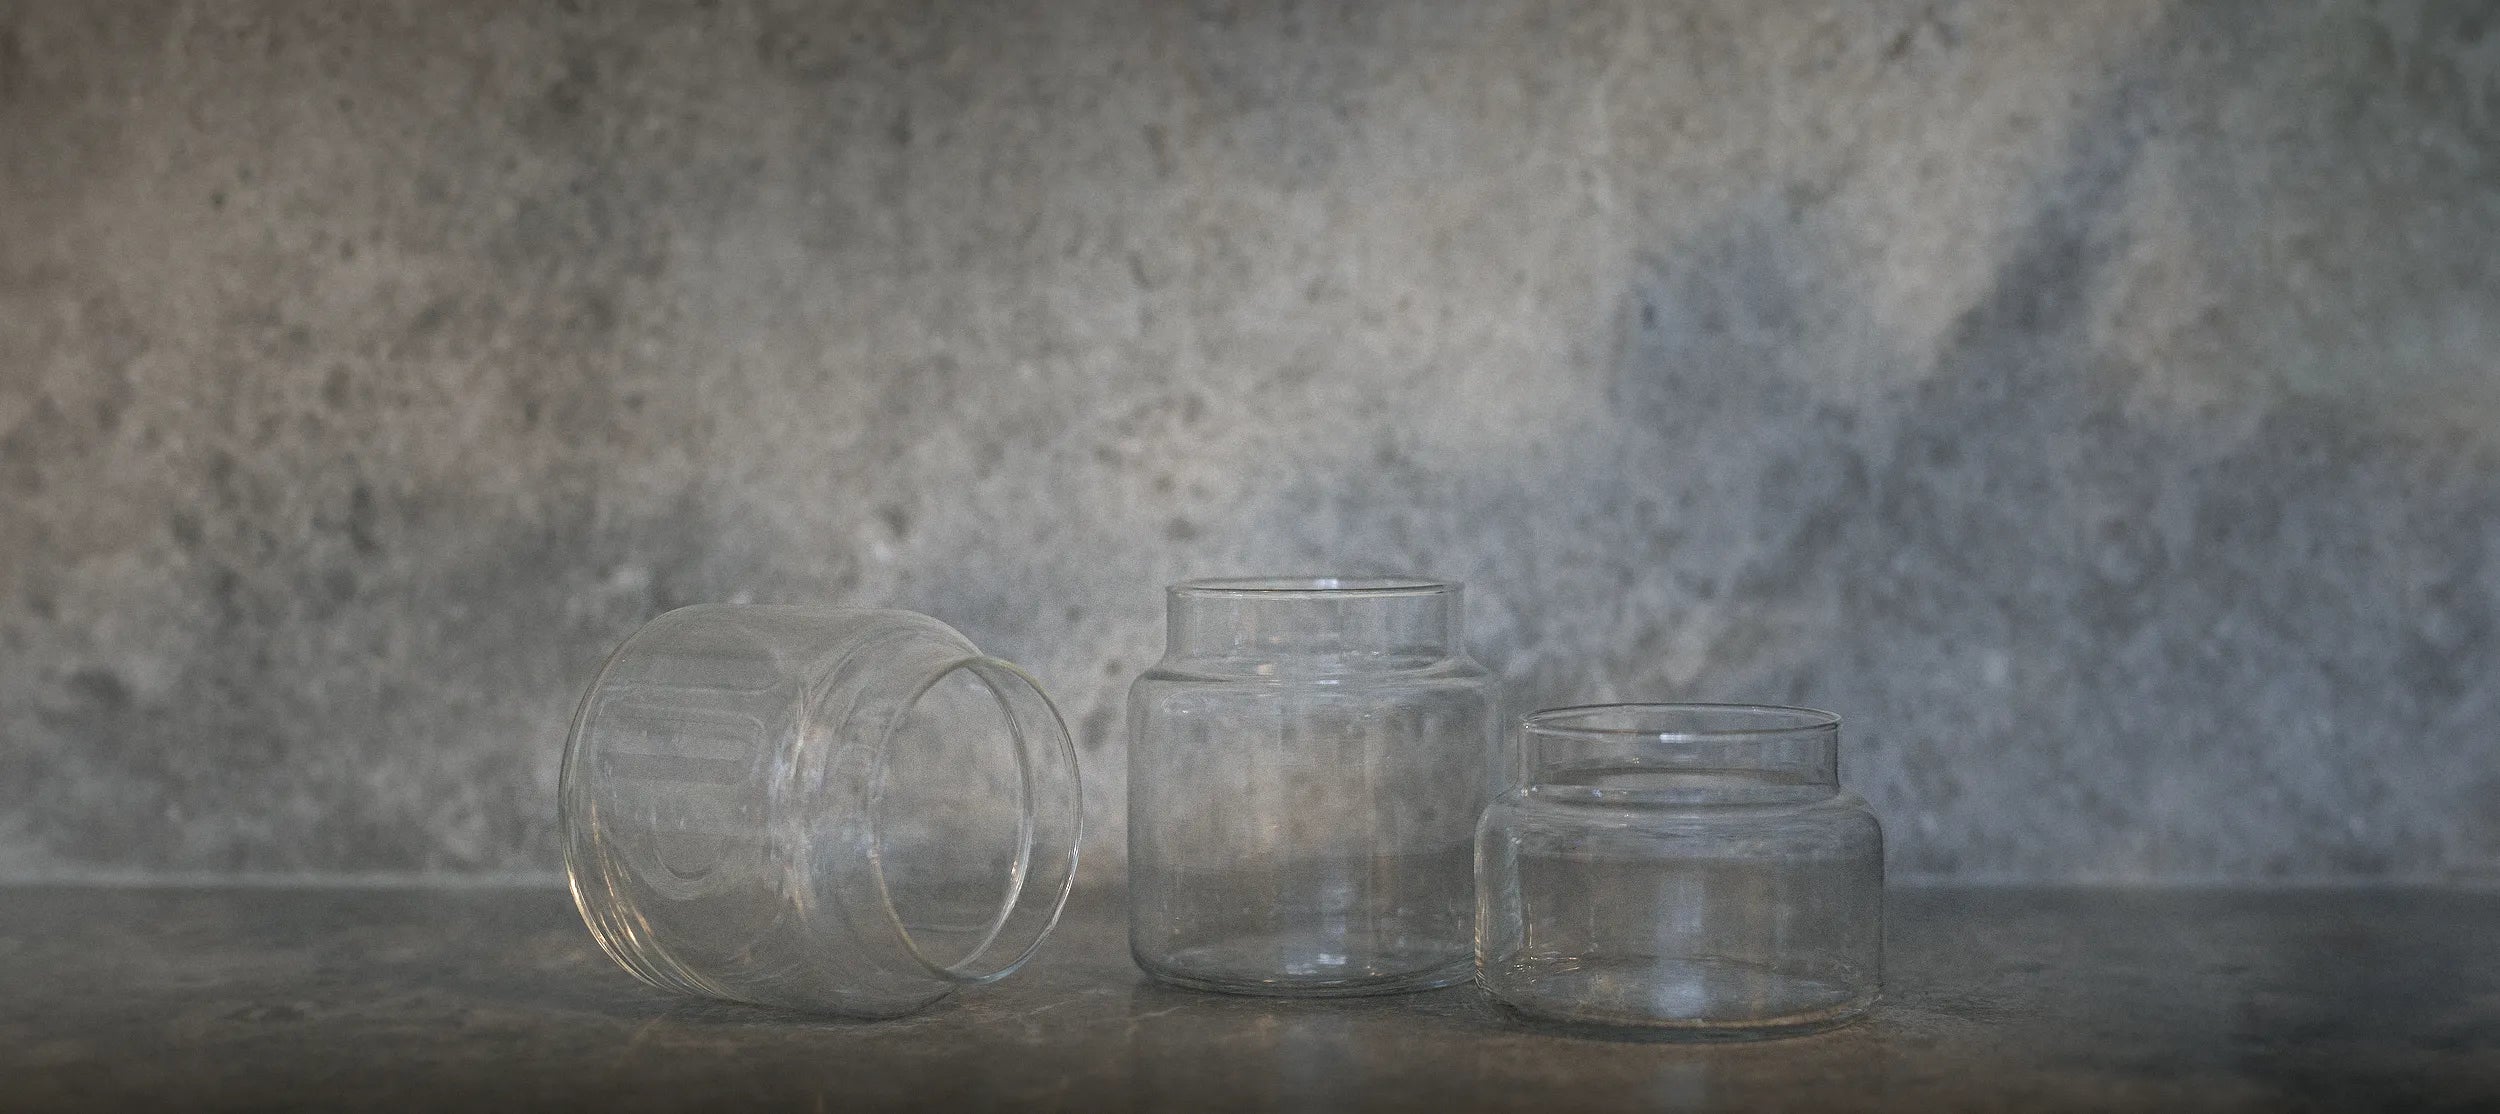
xmin=1137 ymin=951 xmax=1473 ymax=998
xmin=1483 ymin=956 xmax=1876 ymax=1040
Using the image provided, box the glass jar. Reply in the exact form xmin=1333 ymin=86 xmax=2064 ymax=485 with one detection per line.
xmin=560 ymin=605 xmax=1081 ymax=1017
xmin=1127 ymin=577 xmax=1496 ymax=996
xmin=1476 ymin=704 xmax=1882 ymax=1037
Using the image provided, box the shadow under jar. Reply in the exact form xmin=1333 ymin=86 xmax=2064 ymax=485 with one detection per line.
xmin=1476 ymin=704 xmax=1882 ymax=1038
xmin=1128 ymin=577 xmax=1496 ymax=996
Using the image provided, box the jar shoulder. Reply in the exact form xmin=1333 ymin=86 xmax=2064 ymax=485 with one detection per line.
xmin=1132 ymin=653 xmax=1492 ymax=687
xmin=1482 ymin=788 xmax=1883 ymax=839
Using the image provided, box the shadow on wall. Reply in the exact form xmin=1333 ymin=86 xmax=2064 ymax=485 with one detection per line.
xmin=1224 ymin=0 xmax=2500 ymax=883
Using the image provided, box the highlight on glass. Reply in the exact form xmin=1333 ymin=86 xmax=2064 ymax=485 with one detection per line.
xmin=562 ymin=605 xmax=1082 ymax=1017
xmin=1128 ymin=576 xmax=1497 ymax=996
xmin=1475 ymin=702 xmax=1883 ymax=1037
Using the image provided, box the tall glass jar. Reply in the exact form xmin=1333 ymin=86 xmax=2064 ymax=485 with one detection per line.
xmin=561 ymin=605 xmax=1081 ymax=1017
xmin=1128 ymin=577 xmax=1496 ymax=996
xmin=1476 ymin=704 xmax=1882 ymax=1037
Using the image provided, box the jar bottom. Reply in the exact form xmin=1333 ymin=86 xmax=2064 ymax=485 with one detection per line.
xmin=1484 ymin=955 xmax=1877 ymax=1040
xmin=1137 ymin=946 xmax=1472 ymax=998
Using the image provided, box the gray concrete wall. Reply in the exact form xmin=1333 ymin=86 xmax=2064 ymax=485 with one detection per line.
xmin=3 ymin=0 xmax=2495 ymax=884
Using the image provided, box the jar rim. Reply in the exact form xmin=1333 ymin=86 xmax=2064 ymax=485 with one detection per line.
xmin=1525 ymin=702 xmax=1839 ymax=740
xmin=865 ymin=652 xmax=1083 ymax=987
xmin=1172 ymin=575 xmax=1453 ymax=599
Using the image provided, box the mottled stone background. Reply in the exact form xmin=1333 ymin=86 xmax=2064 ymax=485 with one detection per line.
xmin=2 ymin=0 xmax=2495 ymax=884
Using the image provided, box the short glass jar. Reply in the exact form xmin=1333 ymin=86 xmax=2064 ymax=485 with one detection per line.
xmin=1128 ymin=577 xmax=1496 ymax=996
xmin=561 ymin=605 xmax=1081 ymax=1017
xmin=1476 ymin=704 xmax=1882 ymax=1037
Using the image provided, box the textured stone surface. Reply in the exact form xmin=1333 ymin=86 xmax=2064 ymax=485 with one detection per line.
xmin=1 ymin=1 xmax=2496 ymax=882
xmin=2 ymin=884 xmax=2497 ymax=1111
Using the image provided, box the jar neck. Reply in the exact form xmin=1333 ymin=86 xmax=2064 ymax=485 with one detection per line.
xmin=1163 ymin=577 xmax=1460 ymax=665
xmin=1515 ymin=704 xmax=1840 ymax=805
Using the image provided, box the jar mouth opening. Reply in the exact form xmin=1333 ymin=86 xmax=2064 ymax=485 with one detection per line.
xmin=1173 ymin=575 xmax=1452 ymax=599
xmin=869 ymin=654 xmax=1082 ymax=987
xmin=1525 ymin=703 xmax=1839 ymax=741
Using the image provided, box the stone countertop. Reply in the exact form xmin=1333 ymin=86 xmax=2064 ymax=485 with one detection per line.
xmin=1 ymin=886 xmax=2493 ymax=1112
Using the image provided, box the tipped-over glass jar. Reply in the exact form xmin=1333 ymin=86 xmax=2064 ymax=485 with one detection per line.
xmin=1476 ymin=704 xmax=1882 ymax=1037
xmin=560 ymin=605 xmax=1081 ymax=1017
xmin=1128 ymin=577 xmax=1497 ymax=996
